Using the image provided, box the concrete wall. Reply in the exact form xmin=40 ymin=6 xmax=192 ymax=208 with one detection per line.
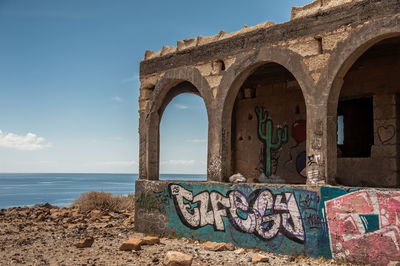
xmin=138 ymin=0 xmax=400 ymax=187
xmin=135 ymin=179 xmax=400 ymax=264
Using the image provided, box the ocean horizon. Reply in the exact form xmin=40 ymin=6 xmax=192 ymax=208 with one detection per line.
xmin=0 ymin=173 xmax=206 ymax=209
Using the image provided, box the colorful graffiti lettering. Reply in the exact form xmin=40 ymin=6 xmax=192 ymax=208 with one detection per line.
xmin=169 ymin=184 xmax=305 ymax=243
xmin=322 ymin=187 xmax=400 ymax=264
xmin=255 ymin=106 xmax=288 ymax=176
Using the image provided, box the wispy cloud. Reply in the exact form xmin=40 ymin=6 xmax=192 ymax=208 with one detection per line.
xmin=112 ymin=96 xmax=123 ymax=103
xmin=0 ymin=130 xmax=52 ymax=151
xmin=174 ymin=104 xmax=189 ymax=110
xmin=161 ymin=160 xmax=196 ymax=166
xmin=185 ymin=139 xmax=207 ymax=143
xmin=121 ymin=74 xmax=139 ymax=84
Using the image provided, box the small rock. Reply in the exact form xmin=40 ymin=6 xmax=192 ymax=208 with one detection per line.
xmin=123 ymin=216 xmax=133 ymax=226
xmin=164 ymin=251 xmax=193 ymax=266
xmin=37 ymin=213 xmax=46 ymax=221
xmin=234 ymin=248 xmax=246 ymax=254
xmin=74 ymin=237 xmax=94 ymax=248
xmin=119 ymin=238 xmax=142 ymax=251
xmin=50 ymin=210 xmax=63 ymax=219
xmin=204 ymin=241 xmax=235 ymax=251
xmin=141 ymin=236 xmax=160 ymax=245
xmin=229 ymin=173 xmax=246 ymax=183
xmin=251 ymin=253 xmax=269 ymax=263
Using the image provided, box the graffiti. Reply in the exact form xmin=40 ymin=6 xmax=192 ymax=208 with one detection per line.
xmin=378 ymin=125 xmax=395 ymax=144
xmin=312 ymin=137 xmax=322 ymax=150
xmin=303 ymin=210 xmax=321 ymax=229
xmin=292 ymin=120 xmax=306 ymax=144
xmin=312 ymin=120 xmax=323 ymax=150
xmin=295 ymin=151 xmax=307 ymax=177
xmin=307 ymin=169 xmax=319 ymax=183
xmin=255 ymin=106 xmax=288 ymax=176
xmin=307 ymin=154 xmax=321 ymax=166
xmin=169 ymin=184 xmax=305 ymax=243
xmin=323 ymin=188 xmax=400 ymax=264
xmin=284 ymin=120 xmax=306 ymax=178
xmin=136 ymin=191 xmax=165 ymax=212
xmin=315 ymin=119 xmax=323 ymax=136
xmin=299 ymin=193 xmax=318 ymax=209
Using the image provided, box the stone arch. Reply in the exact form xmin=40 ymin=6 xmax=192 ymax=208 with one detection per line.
xmin=143 ymin=67 xmax=213 ymax=180
xmin=216 ymin=47 xmax=314 ymax=180
xmin=321 ymin=15 xmax=400 ymax=184
xmin=324 ymin=15 xmax=400 ymax=116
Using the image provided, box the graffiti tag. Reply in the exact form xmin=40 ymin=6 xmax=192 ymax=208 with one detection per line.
xmin=169 ymin=184 xmax=305 ymax=243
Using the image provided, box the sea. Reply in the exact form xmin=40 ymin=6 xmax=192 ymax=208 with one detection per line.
xmin=0 ymin=173 xmax=206 ymax=209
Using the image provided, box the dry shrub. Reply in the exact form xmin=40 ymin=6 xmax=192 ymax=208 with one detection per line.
xmin=73 ymin=191 xmax=135 ymax=213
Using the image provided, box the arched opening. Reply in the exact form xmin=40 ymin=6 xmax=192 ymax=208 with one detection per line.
xmin=335 ymin=36 xmax=400 ymax=187
xmin=156 ymin=81 xmax=208 ymax=181
xmin=230 ymin=63 xmax=307 ymax=184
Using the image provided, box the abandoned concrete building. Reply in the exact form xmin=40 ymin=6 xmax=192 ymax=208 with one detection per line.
xmin=135 ymin=0 xmax=400 ymax=263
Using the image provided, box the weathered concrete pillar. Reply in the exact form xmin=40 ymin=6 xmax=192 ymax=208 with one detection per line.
xmin=306 ymin=103 xmax=330 ymax=185
xmin=145 ymin=111 xmax=160 ymax=180
xmin=371 ymin=94 xmax=400 ymax=186
xmin=138 ymin=110 xmax=147 ymax=179
xmin=207 ymin=109 xmax=224 ymax=182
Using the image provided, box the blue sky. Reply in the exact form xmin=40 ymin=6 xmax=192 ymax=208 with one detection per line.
xmin=0 ymin=0 xmax=312 ymax=174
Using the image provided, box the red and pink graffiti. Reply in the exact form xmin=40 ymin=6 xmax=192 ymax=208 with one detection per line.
xmin=325 ymin=190 xmax=400 ymax=264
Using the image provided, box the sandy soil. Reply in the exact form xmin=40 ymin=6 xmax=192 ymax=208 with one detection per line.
xmin=0 ymin=203 xmax=357 ymax=266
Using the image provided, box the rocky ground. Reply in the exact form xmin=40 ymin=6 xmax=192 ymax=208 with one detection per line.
xmin=0 ymin=203 xmax=358 ymax=266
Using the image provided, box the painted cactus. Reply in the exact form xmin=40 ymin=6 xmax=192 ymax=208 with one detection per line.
xmin=255 ymin=106 xmax=288 ymax=176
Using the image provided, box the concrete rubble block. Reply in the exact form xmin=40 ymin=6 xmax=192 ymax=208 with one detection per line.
xmin=215 ymin=30 xmax=226 ymax=39
xmin=163 ymin=251 xmax=193 ymax=266
xmin=161 ymin=46 xmax=176 ymax=56
xmin=177 ymin=38 xmax=197 ymax=51
xmin=176 ymin=40 xmax=185 ymax=51
xmin=141 ymin=236 xmax=160 ymax=245
xmin=204 ymin=241 xmax=235 ymax=251
xmin=197 ymin=35 xmax=218 ymax=46
xmin=251 ymin=253 xmax=270 ymax=263
xmin=144 ymin=50 xmax=161 ymax=60
xmin=119 ymin=238 xmax=143 ymax=251
xmin=74 ymin=237 xmax=94 ymax=248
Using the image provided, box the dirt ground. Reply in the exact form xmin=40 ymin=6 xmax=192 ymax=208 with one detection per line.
xmin=0 ymin=203 xmax=358 ymax=266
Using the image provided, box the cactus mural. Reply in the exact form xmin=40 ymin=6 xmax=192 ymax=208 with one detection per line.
xmin=255 ymin=106 xmax=288 ymax=176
